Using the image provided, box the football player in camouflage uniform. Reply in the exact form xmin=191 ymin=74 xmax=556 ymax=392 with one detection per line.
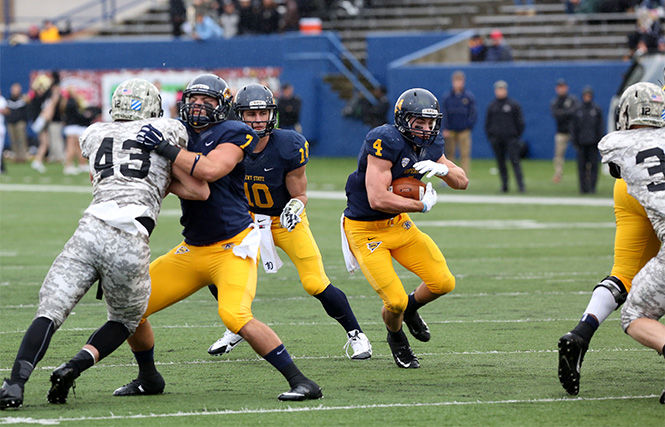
xmin=206 ymin=83 xmax=372 ymax=360
xmin=0 ymin=78 xmax=210 ymax=409
xmin=557 ymin=82 xmax=663 ymax=396
xmin=342 ymin=88 xmax=468 ymax=368
xmin=598 ymin=82 xmax=665 ymax=402
xmin=117 ymin=74 xmax=322 ymax=402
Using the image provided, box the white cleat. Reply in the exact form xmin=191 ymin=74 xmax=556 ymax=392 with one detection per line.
xmin=208 ymin=329 xmax=244 ymax=356
xmin=343 ymin=329 xmax=372 ymax=360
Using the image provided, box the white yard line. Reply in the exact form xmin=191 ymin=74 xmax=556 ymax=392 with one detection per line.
xmin=0 ymin=394 xmax=657 ymax=424
xmin=0 ymin=184 xmax=612 ymax=207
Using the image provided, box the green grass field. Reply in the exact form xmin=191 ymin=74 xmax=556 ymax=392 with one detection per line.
xmin=1 ymin=158 xmax=664 ymax=426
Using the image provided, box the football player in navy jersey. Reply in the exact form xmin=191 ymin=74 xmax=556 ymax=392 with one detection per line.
xmin=342 ymin=88 xmax=468 ymax=368
xmin=116 ymin=74 xmax=322 ymax=402
xmin=206 ymin=83 xmax=372 ymax=360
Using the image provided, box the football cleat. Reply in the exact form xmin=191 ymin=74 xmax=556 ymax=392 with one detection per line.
xmin=277 ymin=379 xmax=323 ymax=401
xmin=343 ymin=329 xmax=372 ymax=360
xmin=403 ymin=310 xmax=431 ymax=342
xmin=386 ymin=331 xmax=420 ymax=369
xmin=0 ymin=379 xmax=24 ymax=410
xmin=558 ymin=332 xmax=589 ymax=395
xmin=208 ymin=329 xmax=244 ymax=356
xmin=113 ymin=373 xmax=165 ymax=396
xmin=660 ymin=388 xmax=665 ymax=404
xmin=47 ymin=363 xmax=79 ymax=404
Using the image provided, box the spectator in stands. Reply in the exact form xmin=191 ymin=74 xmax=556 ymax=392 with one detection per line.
xmin=485 ymin=80 xmax=525 ymax=193
xmin=277 ymin=83 xmax=302 ymax=132
xmin=514 ymin=0 xmax=536 ymax=15
xmin=258 ymin=0 xmax=281 ymax=33
xmin=469 ymin=33 xmax=487 ymax=62
xmin=570 ymin=86 xmax=603 ymax=194
xmin=27 ymin=25 xmax=40 ymax=42
xmin=627 ymin=6 xmax=661 ymax=58
xmin=550 ymin=78 xmax=578 ymax=183
xmin=282 ymin=0 xmax=301 ymax=32
xmin=169 ymin=0 xmax=187 ymax=38
xmin=238 ymin=0 xmax=260 ymax=34
xmin=39 ymin=20 xmax=60 ymax=43
xmin=29 ymin=74 xmax=62 ymax=173
xmin=6 ymin=83 xmax=29 ymax=163
xmin=188 ymin=11 xmax=224 ymax=39
xmin=219 ymin=0 xmax=239 ymax=38
xmin=441 ymin=71 xmax=477 ymax=175
xmin=485 ymin=30 xmax=513 ymax=62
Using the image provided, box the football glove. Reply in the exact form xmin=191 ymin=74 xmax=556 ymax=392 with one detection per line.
xmin=421 ymin=182 xmax=437 ymax=213
xmin=136 ymin=124 xmax=180 ymax=161
xmin=413 ymin=160 xmax=449 ymax=178
xmin=280 ymin=198 xmax=304 ymax=232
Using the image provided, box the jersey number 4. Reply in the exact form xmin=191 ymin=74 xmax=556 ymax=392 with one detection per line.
xmin=636 ymin=147 xmax=665 ymax=192
xmin=94 ymin=137 xmax=150 ymax=180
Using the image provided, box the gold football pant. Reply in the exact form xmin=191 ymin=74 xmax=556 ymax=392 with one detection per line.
xmin=144 ymin=227 xmax=257 ymax=333
xmin=610 ymin=179 xmax=660 ymax=291
xmin=344 ymin=213 xmax=455 ymax=313
xmin=269 ymin=211 xmax=331 ymax=296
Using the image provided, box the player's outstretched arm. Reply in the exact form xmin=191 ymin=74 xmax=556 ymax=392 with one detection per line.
xmin=172 ymin=143 xmax=244 ymax=183
xmin=436 ymin=155 xmax=468 ymax=190
xmin=366 ymin=155 xmax=428 ymax=214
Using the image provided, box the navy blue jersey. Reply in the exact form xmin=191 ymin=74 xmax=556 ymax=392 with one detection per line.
xmin=179 ymin=120 xmax=258 ymax=245
xmin=244 ymin=128 xmax=309 ymax=216
xmin=344 ymin=124 xmax=444 ymax=220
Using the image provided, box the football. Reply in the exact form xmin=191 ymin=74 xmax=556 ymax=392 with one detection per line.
xmin=390 ymin=177 xmax=425 ymax=200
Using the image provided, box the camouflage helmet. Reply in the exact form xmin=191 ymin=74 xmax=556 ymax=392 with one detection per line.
xmin=616 ymin=81 xmax=665 ymax=130
xmin=111 ymin=78 xmax=163 ymax=121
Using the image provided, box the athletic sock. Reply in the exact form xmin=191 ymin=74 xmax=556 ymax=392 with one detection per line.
xmin=133 ymin=347 xmax=158 ymax=377
xmin=571 ymin=314 xmax=599 ymax=342
xmin=68 ymin=349 xmax=95 ymax=376
xmin=314 ymin=284 xmax=361 ymax=332
xmin=404 ymin=292 xmax=425 ymax=315
xmin=263 ymin=344 xmax=306 ymax=387
xmin=10 ymin=316 xmax=56 ymax=386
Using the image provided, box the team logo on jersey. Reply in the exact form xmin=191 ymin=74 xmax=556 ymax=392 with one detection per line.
xmin=223 ymin=243 xmax=235 ymax=250
xmin=130 ymin=99 xmax=143 ymax=111
xmin=367 ymin=241 xmax=382 ymax=253
xmin=174 ymin=246 xmax=189 ymax=254
xmin=401 ymin=158 xmax=410 ymax=168
xmin=403 ymin=220 xmax=412 ymax=230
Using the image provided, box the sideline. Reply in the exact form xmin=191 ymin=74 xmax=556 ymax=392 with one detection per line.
xmin=0 ymin=184 xmax=613 ymax=207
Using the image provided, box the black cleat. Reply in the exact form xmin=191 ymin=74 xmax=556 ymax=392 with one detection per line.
xmin=0 ymin=379 xmax=24 ymax=410
xmin=660 ymin=388 xmax=665 ymax=404
xmin=386 ymin=331 xmax=420 ymax=369
xmin=113 ymin=373 xmax=165 ymax=396
xmin=558 ymin=332 xmax=588 ymax=395
xmin=47 ymin=363 xmax=79 ymax=404
xmin=403 ymin=310 xmax=430 ymax=342
xmin=277 ymin=379 xmax=323 ymax=401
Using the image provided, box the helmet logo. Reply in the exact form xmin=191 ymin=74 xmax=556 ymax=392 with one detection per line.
xmin=421 ymin=108 xmax=438 ymax=117
xmin=395 ymin=98 xmax=404 ymax=113
xmin=190 ymin=84 xmax=210 ymax=91
xmin=130 ymin=99 xmax=143 ymax=111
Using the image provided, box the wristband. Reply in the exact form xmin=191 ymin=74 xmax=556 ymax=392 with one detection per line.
xmin=190 ymin=154 xmax=201 ymax=176
xmin=157 ymin=144 xmax=181 ymax=162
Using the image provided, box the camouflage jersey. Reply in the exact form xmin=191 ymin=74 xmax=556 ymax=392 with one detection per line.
xmin=81 ymin=117 xmax=188 ymax=225
xmin=599 ymin=127 xmax=665 ymax=240
xmin=344 ymin=124 xmax=444 ymax=221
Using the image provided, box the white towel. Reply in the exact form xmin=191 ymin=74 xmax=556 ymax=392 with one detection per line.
xmin=232 ymin=223 xmax=260 ymax=262
xmin=254 ymin=214 xmax=283 ymax=273
xmin=85 ymin=201 xmax=150 ymax=236
xmin=340 ymin=213 xmax=360 ymax=273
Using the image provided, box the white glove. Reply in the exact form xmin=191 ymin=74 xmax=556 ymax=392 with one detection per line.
xmin=421 ymin=182 xmax=437 ymax=213
xmin=414 ymin=160 xmax=449 ymax=178
xmin=280 ymin=198 xmax=305 ymax=231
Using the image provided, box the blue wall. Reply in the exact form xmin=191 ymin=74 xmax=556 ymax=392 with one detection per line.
xmin=0 ymin=32 xmax=631 ymax=159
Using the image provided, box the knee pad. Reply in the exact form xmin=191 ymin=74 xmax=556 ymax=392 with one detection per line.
xmin=218 ymin=306 xmax=253 ymax=333
xmin=384 ymin=292 xmax=409 ymax=314
xmin=302 ymin=275 xmax=328 ymax=296
xmin=427 ymin=272 xmax=456 ymax=295
xmin=594 ymin=276 xmax=628 ymax=306
xmin=87 ymin=321 xmax=130 ymax=361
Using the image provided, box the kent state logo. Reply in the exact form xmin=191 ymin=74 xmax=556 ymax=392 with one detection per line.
xmin=367 ymin=241 xmax=382 ymax=253
xmin=403 ymin=221 xmax=412 ymax=230
xmin=174 ymin=246 xmax=190 ymax=254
